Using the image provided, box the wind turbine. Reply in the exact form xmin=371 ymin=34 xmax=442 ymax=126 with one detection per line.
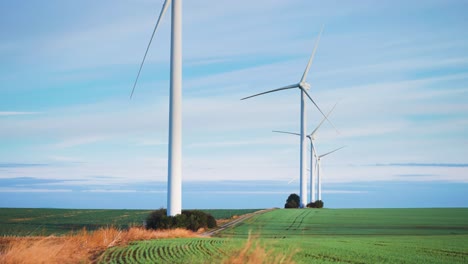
xmin=316 ymin=146 xmax=345 ymax=201
xmin=273 ymin=102 xmax=338 ymax=204
xmin=241 ymin=26 xmax=335 ymax=208
xmin=130 ymin=0 xmax=182 ymax=216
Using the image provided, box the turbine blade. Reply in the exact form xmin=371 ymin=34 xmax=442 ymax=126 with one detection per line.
xmin=311 ymin=142 xmax=317 ymax=159
xmin=130 ymin=0 xmax=171 ymax=99
xmin=272 ymin=130 xmax=301 ymax=136
xmin=288 ymin=177 xmax=297 ymax=184
xmin=310 ymin=101 xmax=338 ymax=137
xmin=300 ymin=25 xmax=324 ymax=83
xmin=301 ymin=88 xmax=329 ymax=122
xmin=240 ymin=84 xmax=298 ymax=100
xmin=319 ymin=146 xmax=346 ymax=159
xmin=301 ymin=88 xmax=339 ymax=134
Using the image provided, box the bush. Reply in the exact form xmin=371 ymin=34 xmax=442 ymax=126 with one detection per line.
xmin=306 ymin=200 xmax=324 ymax=208
xmin=284 ymin=193 xmax=300 ymax=208
xmin=183 ymin=210 xmax=207 ymax=231
xmin=146 ymin=209 xmax=170 ymax=229
xmin=173 ymin=214 xmax=188 ymax=228
xmin=285 ymin=200 xmax=298 ymax=208
xmin=146 ymin=209 xmax=217 ymax=231
xmin=207 ymin=214 xmax=217 ymax=228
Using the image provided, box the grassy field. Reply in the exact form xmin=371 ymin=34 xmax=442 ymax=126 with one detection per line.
xmin=218 ymin=208 xmax=468 ymax=237
xmin=98 ymin=238 xmax=237 ymax=264
xmin=0 ymin=208 xmax=261 ymax=236
xmin=216 ymin=208 xmax=468 ymax=263
xmin=2 ymin=208 xmax=467 ymax=263
xmin=100 ymin=208 xmax=468 ymax=263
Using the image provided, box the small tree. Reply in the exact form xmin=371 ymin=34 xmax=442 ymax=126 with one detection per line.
xmin=285 ymin=200 xmax=298 ymax=208
xmin=146 ymin=209 xmax=217 ymax=231
xmin=207 ymin=214 xmax=217 ymax=228
xmin=284 ymin=193 xmax=300 ymax=208
xmin=146 ymin=208 xmax=170 ymax=229
xmin=306 ymin=200 xmax=324 ymax=208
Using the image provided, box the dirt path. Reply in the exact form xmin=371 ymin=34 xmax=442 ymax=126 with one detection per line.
xmin=202 ymin=208 xmax=275 ymax=237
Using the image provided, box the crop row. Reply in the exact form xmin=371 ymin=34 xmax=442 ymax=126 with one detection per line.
xmin=99 ymin=238 xmax=228 ymax=264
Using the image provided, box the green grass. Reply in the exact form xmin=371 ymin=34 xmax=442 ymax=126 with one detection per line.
xmin=3 ymin=208 xmax=467 ymax=263
xmin=264 ymin=234 xmax=468 ymax=264
xmin=98 ymin=238 xmax=240 ymax=264
xmin=0 ymin=208 xmax=261 ymax=236
xmin=99 ymin=208 xmax=468 ymax=264
xmin=216 ymin=208 xmax=468 ymax=263
xmin=200 ymin=209 xmax=261 ymax=220
xmin=217 ymin=208 xmax=468 ymax=237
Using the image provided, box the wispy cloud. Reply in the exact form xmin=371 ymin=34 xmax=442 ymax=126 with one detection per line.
xmin=81 ymin=189 xmax=137 ymax=193
xmin=0 ymin=111 xmax=39 ymax=116
xmin=193 ymin=190 xmax=367 ymax=195
xmin=187 ymin=138 xmax=291 ymax=148
xmin=0 ymin=188 xmax=72 ymax=193
xmin=53 ymin=136 xmax=107 ymax=148
xmin=324 ymin=190 xmax=368 ymax=194
xmin=377 ymin=163 xmax=468 ymax=168
xmin=0 ymin=163 xmax=48 ymax=168
xmin=48 ymin=156 xmax=83 ymax=163
xmin=133 ymin=139 xmax=167 ymax=146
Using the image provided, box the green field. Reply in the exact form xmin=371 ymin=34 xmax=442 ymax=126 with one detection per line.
xmin=2 ymin=208 xmax=467 ymax=263
xmin=217 ymin=208 xmax=468 ymax=263
xmin=100 ymin=208 xmax=468 ymax=263
xmin=98 ymin=238 xmax=241 ymax=264
xmin=0 ymin=208 xmax=261 ymax=236
xmin=218 ymin=208 xmax=468 ymax=237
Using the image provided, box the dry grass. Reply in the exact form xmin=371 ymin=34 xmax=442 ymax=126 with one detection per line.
xmin=9 ymin=218 xmax=34 ymax=222
xmin=0 ymin=227 xmax=197 ymax=264
xmin=223 ymin=234 xmax=296 ymax=264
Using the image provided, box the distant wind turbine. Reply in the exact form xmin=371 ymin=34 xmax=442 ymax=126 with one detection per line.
xmin=316 ymin=146 xmax=345 ymax=201
xmin=130 ymin=0 xmax=182 ymax=216
xmin=273 ymin=102 xmax=338 ymax=204
xmin=242 ymin=26 xmax=334 ymax=208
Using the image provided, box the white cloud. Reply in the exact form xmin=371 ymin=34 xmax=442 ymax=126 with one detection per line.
xmin=48 ymin=156 xmax=82 ymax=162
xmin=0 ymin=112 xmax=39 ymax=116
xmin=0 ymin=188 xmax=72 ymax=193
xmin=53 ymin=136 xmax=108 ymax=149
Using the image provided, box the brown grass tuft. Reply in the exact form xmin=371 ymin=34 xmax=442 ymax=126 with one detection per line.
xmin=0 ymin=227 xmax=197 ymax=264
xmin=223 ymin=234 xmax=296 ymax=264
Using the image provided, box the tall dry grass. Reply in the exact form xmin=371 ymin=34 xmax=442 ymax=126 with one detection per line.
xmin=0 ymin=227 xmax=196 ymax=264
xmin=223 ymin=235 xmax=296 ymax=264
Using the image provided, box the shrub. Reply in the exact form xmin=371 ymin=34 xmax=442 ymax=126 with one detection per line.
xmin=284 ymin=193 xmax=300 ymax=208
xmin=146 ymin=209 xmax=169 ymax=230
xmin=207 ymin=214 xmax=217 ymax=228
xmin=173 ymin=214 xmax=188 ymax=228
xmin=306 ymin=200 xmax=324 ymax=208
xmin=285 ymin=201 xmax=298 ymax=208
xmin=146 ymin=209 xmax=217 ymax=231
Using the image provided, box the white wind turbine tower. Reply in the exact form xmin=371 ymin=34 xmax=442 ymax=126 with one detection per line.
xmin=316 ymin=146 xmax=345 ymax=201
xmin=130 ymin=0 xmax=182 ymax=216
xmin=242 ymin=27 xmax=336 ymax=208
xmin=273 ymin=102 xmax=338 ymax=204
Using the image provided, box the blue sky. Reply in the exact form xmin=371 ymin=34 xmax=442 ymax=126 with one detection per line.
xmin=1 ymin=0 xmax=467 ymax=209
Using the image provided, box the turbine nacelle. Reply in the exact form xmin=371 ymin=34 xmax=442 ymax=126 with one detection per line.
xmin=299 ymin=82 xmax=311 ymax=90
